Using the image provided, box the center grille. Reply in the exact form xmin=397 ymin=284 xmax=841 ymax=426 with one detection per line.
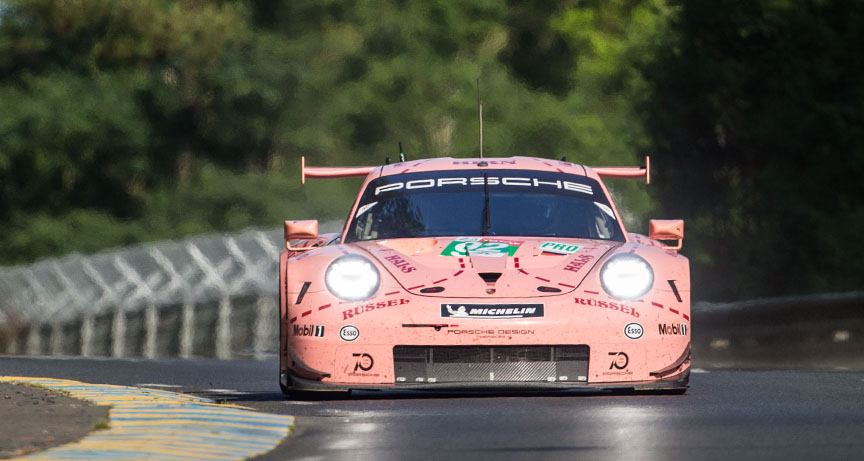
xmin=393 ymin=345 xmax=589 ymax=384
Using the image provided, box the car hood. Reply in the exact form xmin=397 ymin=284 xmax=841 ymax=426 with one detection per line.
xmin=354 ymin=237 xmax=619 ymax=298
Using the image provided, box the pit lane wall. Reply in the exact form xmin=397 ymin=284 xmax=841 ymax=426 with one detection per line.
xmin=1 ymin=229 xmax=862 ymax=368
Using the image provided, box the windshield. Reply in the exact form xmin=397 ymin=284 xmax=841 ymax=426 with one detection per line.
xmin=345 ymin=169 xmax=625 ymax=243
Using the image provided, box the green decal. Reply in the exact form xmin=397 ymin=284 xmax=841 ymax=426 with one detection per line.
xmin=539 ymin=241 xmax=581 ymax=255
xmin=441 ymin=238 xmax=523 ymax=256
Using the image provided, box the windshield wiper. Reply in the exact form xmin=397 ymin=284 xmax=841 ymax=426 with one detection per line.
xmin=482 ymin=173 xmax=491 ymax=236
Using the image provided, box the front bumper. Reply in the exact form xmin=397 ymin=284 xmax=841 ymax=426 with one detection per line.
xmin=281 ymin=288 xmax=691 ymax=392
xmin=281 ymin=367 xmax=689 ymax=393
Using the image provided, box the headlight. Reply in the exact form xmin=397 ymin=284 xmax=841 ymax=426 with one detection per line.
xmin=600 ymin=254 xmax=654 ymax=300
xmin=325 ymin=255 xmax=380 ymax=301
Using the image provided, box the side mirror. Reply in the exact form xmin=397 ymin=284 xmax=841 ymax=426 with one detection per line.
xmin=649 ymin=219 xmax=684 ymax=251
xmin=284 ymin=220 xmax=319 ymax=251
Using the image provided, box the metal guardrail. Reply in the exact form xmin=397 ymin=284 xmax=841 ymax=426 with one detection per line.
xmin=692 ymin=292 xmax=864 ymax=369
xmin=1 ymin=227 xmax=861 ymax=368
xmin=0 ymin=228 xmax=289 ymax=359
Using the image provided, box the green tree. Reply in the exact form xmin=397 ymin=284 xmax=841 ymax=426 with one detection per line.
xmin=637 ymin=0 xmax=864 ymax=300
xmin=0 ymin=0 xmax=659 ymax=264
xmin=0 ymin=0 xmax=294 ymax=262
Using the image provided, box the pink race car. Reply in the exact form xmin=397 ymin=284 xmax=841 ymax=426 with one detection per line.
xmin=280 ymin=155 xmax=690 ymax=395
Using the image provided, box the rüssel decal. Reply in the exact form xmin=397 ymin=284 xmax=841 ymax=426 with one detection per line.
xmin=292 ymin=324 xmax=325 ymax=338
xmin=624 ymin=322 xmax=644 ymax=339
xmin=575 ymin=297 xmax=640 ymax=317
xmin=441 ymin=303 xmax=544 ymax=319
xmin=340 ymin=325 xmax=359 ymax=341
xmin=539 ymin=241 xmax=581 ymax=255
xmin=342 ymin=298 xmax=410 ymax=321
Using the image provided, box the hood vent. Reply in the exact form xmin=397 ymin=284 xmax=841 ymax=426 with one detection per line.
xmin=479 ymin=272 xmax=502 ymax=284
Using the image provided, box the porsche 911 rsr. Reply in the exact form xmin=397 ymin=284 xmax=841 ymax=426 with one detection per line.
xmin=279 ymin=156 xmax=690 ymax=395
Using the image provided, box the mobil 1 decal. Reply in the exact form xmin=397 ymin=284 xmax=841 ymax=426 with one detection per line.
xmin=539 ymin=241 xmax=581 ymax=256
xmin=441 ymin=237 xmax=523 ymax=257
xmin=658 ymin=323 xmax=688 ymax=336
xmin=293 ymin=324 xmax=325 ymax=338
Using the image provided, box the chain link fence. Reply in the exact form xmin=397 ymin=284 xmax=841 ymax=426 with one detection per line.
xmin=0 ymin=228 xmax=290 ymax=359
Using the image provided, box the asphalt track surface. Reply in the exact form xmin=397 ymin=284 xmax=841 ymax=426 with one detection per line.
xmin=1 ymin=356 xmax=863 ymax=460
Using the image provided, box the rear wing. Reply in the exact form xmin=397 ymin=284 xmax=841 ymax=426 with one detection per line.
xmin=300 ymin=155 xmax=650 ymax=185
xmin=591 ymin=156 xmax=650 ymax=185
xmin=301 ymin=156 xmax=375 ymax=184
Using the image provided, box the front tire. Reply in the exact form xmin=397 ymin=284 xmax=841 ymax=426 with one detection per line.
xmin=280 ymin=373 xmax=351 ymax=400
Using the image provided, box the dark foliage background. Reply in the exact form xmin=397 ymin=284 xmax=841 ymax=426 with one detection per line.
xmin=1 ymin=0 xmax=861 ymax=301
xmin=637 ymin=0 xmax=864 ymax=299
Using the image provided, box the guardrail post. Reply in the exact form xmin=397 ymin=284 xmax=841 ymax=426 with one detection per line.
xmin=216 ymin=297 xmax=232 ymax=359
xmin=80 ymin=314 xmax=94 ymax=356
xmin=50 ymin=322 xmax=63 ymax=355
xmin=5 ymin=324 xmax=17 ymax=355
xmin=112 ymin=308 xmax=126 ymax=358
xmin=180 ymin=302 xmax=195 ymax=358
xmin=253 ymin=296 xmax=277 ymax=358
xmin=26 ymin=325 xmax=41 ymax=355
xmin=144 ymin=304 xmax=159 ymax=358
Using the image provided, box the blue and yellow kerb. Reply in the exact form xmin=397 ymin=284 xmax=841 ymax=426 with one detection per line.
xmin=0 ymin=377 xmax=294 ymax=460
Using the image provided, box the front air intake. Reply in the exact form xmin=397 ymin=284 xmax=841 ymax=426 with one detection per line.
xmin=393 ymin=345 xmax=589 ymax=384
xmin=478 ymin=272 xmax=502 ymax=283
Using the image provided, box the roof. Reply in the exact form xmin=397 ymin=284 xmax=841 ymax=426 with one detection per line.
xmin=377 ymin=156 xmax=591 ymax=178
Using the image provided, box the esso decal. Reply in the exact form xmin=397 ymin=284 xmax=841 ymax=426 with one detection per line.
xmin=624 ymin=323 xmax=643 ymax=339
xmin=340 ymin=325 xmax=359 ymax=342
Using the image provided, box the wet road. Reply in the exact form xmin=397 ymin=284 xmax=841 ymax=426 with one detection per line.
xmin=1 ymin=356 xmax=862 ymax=460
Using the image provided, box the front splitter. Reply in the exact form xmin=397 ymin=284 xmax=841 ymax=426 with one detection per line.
xmin=282 ymin=369 xmax=689 ymax=393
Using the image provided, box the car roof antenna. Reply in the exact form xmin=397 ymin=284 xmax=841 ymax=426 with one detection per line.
xmin=399 ymin=142 xmax=406 ymax=163
xmin=477 ymin=78 xmax=483 ymax=159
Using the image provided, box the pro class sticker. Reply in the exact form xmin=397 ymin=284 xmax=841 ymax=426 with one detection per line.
xmin=441 ymin=303 xmax=543 ymax=319
xmin=340 ymin=325 xmax=359 ymax=341
xmin=539 ymin=241 xmax=581 ymax=255
xmin=624 ymin=323 xmax=644 ymax=339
